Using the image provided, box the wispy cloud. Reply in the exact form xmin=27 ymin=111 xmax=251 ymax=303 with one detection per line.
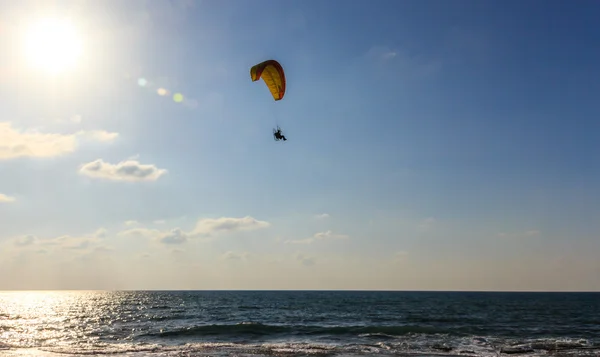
xmin=124 ymin=220 xmax=139 ymax=226
xmin=497 ymin=230 xmax=541 ymax=238
xmin=160 ymin=228 xmax=188 ymax=244
xmin=0 ymin=122 xmax=117 ymax=160
xmin=118 ymin=227 xmax=161 ymax=239
xmin=118 ymin=216 xmax=271 ymax=245
xmin=364 ymin=46 xmax=442 ymax=77
xmin=11 ymin=228 xmax=111 ymax=253
xmin=381 ymin=51 xmax=397 ymax=60
xmin=42 ymin=229 xmax=108 ymax=251
xmin=79 ymin=159 xmax=167 ymax=182
xmin=0 ymin=193 xmax=16 ymax=203
xmin=95 ymin=228 xmax=108 ymax=239
xmin=14 ymin=234 xmax=36 ymax=246
xmin=315 ymin=213 xmax=330 ymax=219
xmin=296 ymin=253 xmax=316 ymax=266
xmin=190 ymin=216 xmax=271 ymax=236
xmin=78 ymin=130 xmax=119 ymax=142
xmin=222 ymin=251 xmax=249 ymax=260
xmin=314 ymin=230 xmax=348 ymax=240
xmin=286 ymin=230 xmax=349 ymax=244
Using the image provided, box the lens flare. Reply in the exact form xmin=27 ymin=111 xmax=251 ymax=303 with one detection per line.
xmin=131 ymin=75 xmax=196 ymax=109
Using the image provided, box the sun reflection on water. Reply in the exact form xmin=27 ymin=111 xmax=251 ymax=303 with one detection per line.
xmin=0 ymin=291 xmax=138 ymax=349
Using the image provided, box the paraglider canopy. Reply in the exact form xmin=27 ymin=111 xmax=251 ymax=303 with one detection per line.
xmin=250 ymin=60 xmax=286 ymax=101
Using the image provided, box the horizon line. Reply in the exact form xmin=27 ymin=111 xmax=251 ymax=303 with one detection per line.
xmin=2 ymin=289 xmax=599 ymax=293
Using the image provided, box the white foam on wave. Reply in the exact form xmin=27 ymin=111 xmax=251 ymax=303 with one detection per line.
xmin=1 ymin=335 xmax=598 ymax=357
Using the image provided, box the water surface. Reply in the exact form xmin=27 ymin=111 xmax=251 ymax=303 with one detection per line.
xmin=1 ymin=291 xmax=598 ymax=356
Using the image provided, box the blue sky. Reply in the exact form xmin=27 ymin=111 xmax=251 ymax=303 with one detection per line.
xmin=0 ymin=0 xmax=599 ymax=290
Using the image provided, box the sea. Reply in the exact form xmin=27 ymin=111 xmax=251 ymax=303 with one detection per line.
xmin=0 ymin=291 xmax=598 ymax=357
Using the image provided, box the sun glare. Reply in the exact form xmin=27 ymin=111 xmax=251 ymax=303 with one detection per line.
xmin=23 ymin=18 xmax=83 ymax=75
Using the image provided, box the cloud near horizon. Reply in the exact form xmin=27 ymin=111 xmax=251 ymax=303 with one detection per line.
xmin=222 ymin=251 xmax=249 ymax=260
xmin=285 ymin=230 xmax=349 ymax=244
xmin=295 ymin=253 xmax=316 ymax=266
xmin=118 ymin=216 xmax=271 ymax=244
xmin=0 ymin=122 xmax=117 ymax=160
xmin=7 ymin=228 xmax=110 ymax=254
xmin=79 ymin=159 xmax=167 ymax=182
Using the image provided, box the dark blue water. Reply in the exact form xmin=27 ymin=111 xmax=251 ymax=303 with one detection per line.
xmin=0 ymin=291 xmax=599 ymax=356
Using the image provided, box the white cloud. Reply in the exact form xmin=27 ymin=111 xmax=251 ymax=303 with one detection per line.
xmin=54 ymin=236 xmax=93 ymax=250
xmin=0 ymin=193 xmax=16 ymax=203
xmin=118 ymin=216 xmax=271 ymax=244
xmin=14 ymin=235 xmax=36 ymax=246
xmin=79 ymin=159 xmax=167 ymax=182
xmin=124 ymin=220 xmax=139 ymax=226
xmin=314 ymin=230 xmax=348 ymax=240
xmin=118 ymin=227 xmax=162 ymax=239
xmin=71 ymin=115 xmax=82 ymax=123
xmin=159 ymin=228 xmax=188 ymax=244
xmin=41 ymin=229 xmax=108 ymax=250
xmin=295 ymin=253 xmax=316 ymax=266
xmin=94 ymin=228 xmax=108 ymax=239
xmin=154 ymin=220 xmax=166 ymax=225
xmin=222 ymin=251 xmax=249 ymax=260
xmin=315 ymin=213 xmax=330 ymax=219
xmin=285 ymin=230 xmax=349 ymax=244
xmin=10 ymin=228 xmax=110 ymax=253
xmin=78 ymin=130 xmax=119 ymax=142
xmin=191 ymin=216 xmax=270 ymax=236
xmin=0 ymin=122 xmax=117 ymax=160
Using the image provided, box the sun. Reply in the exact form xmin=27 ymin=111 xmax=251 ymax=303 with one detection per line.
xmin=23 ymin=18 xmax=83 ymax=75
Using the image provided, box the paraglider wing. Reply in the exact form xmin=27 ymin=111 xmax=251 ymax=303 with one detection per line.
xmin=250 ymin=60 xmax=286 ymax=101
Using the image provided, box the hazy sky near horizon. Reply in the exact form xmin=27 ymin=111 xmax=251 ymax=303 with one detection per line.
xmin=1 ymin=0 xmax=599 ymax=291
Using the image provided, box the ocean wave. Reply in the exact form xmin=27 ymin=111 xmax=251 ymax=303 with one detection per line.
xmin=147 ymin=322 xmax=452 ymax=338
xmin=21 ymin=339 xmax=600 ymax=357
